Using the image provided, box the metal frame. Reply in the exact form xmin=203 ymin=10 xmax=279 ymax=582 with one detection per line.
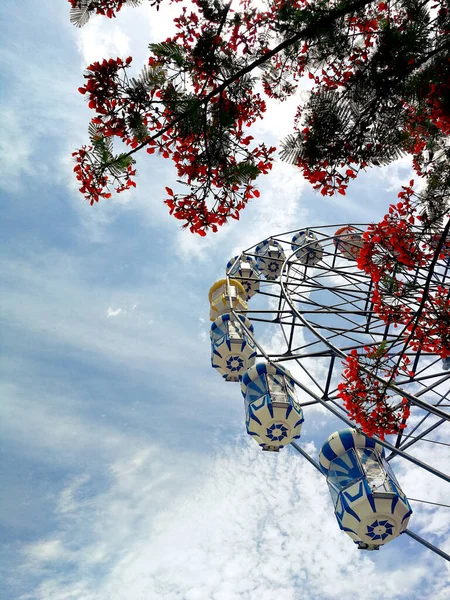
xmin=226 ymin=224 xmax=450 ymax=563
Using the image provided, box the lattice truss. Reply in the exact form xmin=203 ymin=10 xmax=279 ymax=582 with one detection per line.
xmin=212 ymin=224 xmax=450 ymax=560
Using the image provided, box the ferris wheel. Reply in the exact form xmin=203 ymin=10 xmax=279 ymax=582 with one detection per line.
xmin=208 ymin=223 xmax=450 ymax=561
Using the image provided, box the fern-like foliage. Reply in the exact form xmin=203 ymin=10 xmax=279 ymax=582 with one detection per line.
xmin=169 ymin=94 xmax=205 ymax=137
xmin=127 ymin=113 xmax=150 ymax=143
xmin=148 ymin=42 xmax=187 ymax=67
xmin=70 ymin=1 xmax=92 ymax=27
xmin=88 ymin=122 xmax=135 ymax=176
xmin=70 ymin=0 xmax=143 ymax=28
xmin=279 ymin=134 xmax=302 ymax=165
xmin=108 ymin=153 xmax=136 ymax=177
xmin=223 ymin=162 xmax=260 ymax=185
xmin=281 ymin=88 xmax=406 ymax=170
xmin=129 ymin=64 xmax=167 ymax=92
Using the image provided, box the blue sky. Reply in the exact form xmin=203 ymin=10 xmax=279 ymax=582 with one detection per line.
xmin=1 ymin=1 xmax=450 ymax=599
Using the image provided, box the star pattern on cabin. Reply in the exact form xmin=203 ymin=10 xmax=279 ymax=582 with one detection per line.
xmin=226 ymin=355 xmax=244 ymax=372
xmin=266 ymin=423 xmax=288 ymax=441
xmin=366 ymin=519 xmax=394 ymax=541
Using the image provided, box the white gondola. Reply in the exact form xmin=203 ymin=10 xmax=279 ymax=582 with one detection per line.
xmin=319 ymin=429 xmax=412 ymax=550
xmin=254 ymin=238 xmax=285 ymax=280
xmin=333 ymin=226 xmax=364 ymax=260
xmin=208 ymin=278 xmax=248 ymax=322
xmin=226 ymin=254 xmax=260 ymax=300
xmin=240 ymin=362 xmax=304 ymax=452
xmin=210 ymin=313 xmax=257 ymax=382
xmin=291 ymin=229 xmax=323 ymax=266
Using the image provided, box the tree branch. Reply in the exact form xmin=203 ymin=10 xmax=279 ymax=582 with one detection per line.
xmin=102 ymin=0 xmax=376 ymax=168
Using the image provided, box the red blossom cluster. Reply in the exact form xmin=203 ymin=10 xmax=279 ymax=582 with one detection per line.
xmin=78 ymin=56 xmax=134 ymax=136
xmin=289 ymin=3 xmax=450 ymax=198
xmin=73 ymin=57 xmax=143 ymax=198
xmin=72 ymin=146 xmax=136 ymax=204
xmin=402 ymin=58 xmax=450 ymax=180
xmin=427 ymin=76 xmax=450 ymax=137
xmin=405 ymin=285 xmax=450 ymax=359
xmin=338 ymin=347 xmax=412 ymax=439
xmin=311 ymin=2 xmax=390 ymax=92
xmin=296 ymin=153 xmax=359 ymax=196
xmin=288 ymin=1 xmax=392 ymax=194
xmin=336 ymin=179 xmax=450 ymax=435
xmin=71 ymin=0 xmax=450 ymax=236
xmin=71 ymin=0 xmax=284 ymax=235
xmin=357 ymin=182 xmax=450 ymax=360
xmin=163 ymin=138 xmax=274 ymax=235
xmin=72 ymin=146 xmax=112 ymax=204
xmin=357 ymin=182 xmax=432 ymax=285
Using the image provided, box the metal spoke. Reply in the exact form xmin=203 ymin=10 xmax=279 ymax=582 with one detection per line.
xmin=223 ymin=223 xmax=450 ymax=563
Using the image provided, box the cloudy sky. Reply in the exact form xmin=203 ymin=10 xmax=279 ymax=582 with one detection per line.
xmin=1 ymin=1 xmax=449 ymax=599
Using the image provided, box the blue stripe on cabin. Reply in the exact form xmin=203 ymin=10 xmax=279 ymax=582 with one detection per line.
xmin=321 ymin=443 xmax=338 ymax=464
xmin=339 ymin=429 xmax=356 ymax=452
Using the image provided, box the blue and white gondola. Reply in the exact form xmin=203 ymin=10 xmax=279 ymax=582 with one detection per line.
xmin=291 ymin=229 xmax=323 ymax=266
xmin=210 ymin=313 xmax=257 ymax=382
xmin=241 ymin=362 xmax=304 ymax=452
xmin=226 ymin=254 xmax=260 ymax=300
xmin=254 ymin=239 xmax=285 ymax=281
xmin=319 ymin=429 xmax=412 ymax=550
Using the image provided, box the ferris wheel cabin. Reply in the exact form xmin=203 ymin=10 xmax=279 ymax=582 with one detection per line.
xmin=291 ymin=229 xmax=324 ymax=266
xmin=210 ymin=313 xmax=257 ymax=382
xmin=319 ymin=429 xmax=412 ymax=551
xmin=241 ymin=362 xmax=304 ymax=452
xmin=255 ymin=238 xmax=285 ymax=280
xmin=227 ymin=254 xmax=261 ymax=299
xmin=333 ymin=226 xmax=364 ymax=260
xmin=208 ymin=278 xmax=248 ymax=322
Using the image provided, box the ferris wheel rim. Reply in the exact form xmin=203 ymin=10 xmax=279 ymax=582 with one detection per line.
xmin=225 ymin=224 xmax=450 ymax=473
xmin=217 ymin=223 xmax=450 ymax=563
xmin=273 ymin=232 xmax=450 ymax=423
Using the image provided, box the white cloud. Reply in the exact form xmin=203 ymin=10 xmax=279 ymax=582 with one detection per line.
xmin=0 ymin=381 xmax=134 ymax=461
xmin=18 ymin=439 xmax=447 ymax=600
xmin=0 ymin=252 xmax=202 ymax=374
xmin=0 ymin=107 xmax=33 ymax=191
xmin=77 ymin=21 xmax=130 ymax=65
xmin=57 ymin=474 xmax=92 ymax=515
xmin=0 ymin=45 xmax=84 ymax=193
xmin=23 ymin=539 xmax=68 ymax=564
xmin=392 ymin=420 xmax=450 ymax=541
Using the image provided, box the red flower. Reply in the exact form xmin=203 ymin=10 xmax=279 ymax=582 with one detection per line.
xmin=338 ymin=346 xmax=412 ymax=438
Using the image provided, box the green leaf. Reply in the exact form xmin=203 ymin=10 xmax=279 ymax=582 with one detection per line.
xmin=149 ymin=42 xmax=186 ymax=67
xmin=129 ymin=64 xmax=167 ymax=92
xmin=127 ymin=113 xmax=150 ymax=143
xmin=107 ymin=153 xmax=136 ymax=177
xmin=223 ymin=161 xmax=260 ymax=185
